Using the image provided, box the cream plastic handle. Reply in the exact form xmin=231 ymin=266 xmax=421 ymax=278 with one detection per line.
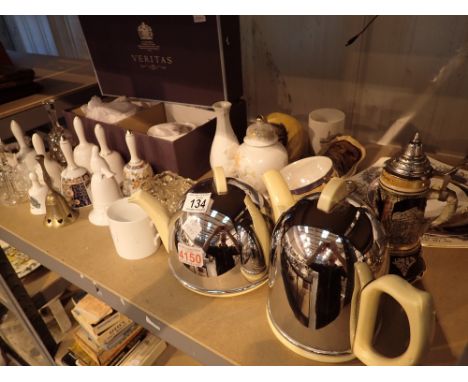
xmin=244 ymin=195 xmax=270 ymax=267
xmin=428 ymin=188 xmax=458 ymax=227
xmin=32 ymin=133 xmax=47 ymax=156
xmin=11 ymin=120 xmax=29 ymax=149
xmin=262 ymin=169 xmax=295 ymax=223
xmin=73 ymin=116 xmax=88 ymax=144
xmin=317 ymin=177 xmax=349 ymax=213
xmin=353 ymin=273 xmax=435 ymax=366
xmin=213 ymin=166 xmax=228 ymax=194
xmin=125 ymin=130 xmax=141 ymax=164
xmin=60 ymin=137 xmax=77 ymax=169
xmin=95 ymin=124 xmax=111 ymax=156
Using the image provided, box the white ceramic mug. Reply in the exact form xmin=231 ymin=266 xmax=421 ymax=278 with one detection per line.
xmin=308 ymin=108 xmax=345 ymax=154
xmin=106 ymin=198 xmax=160 ymax=260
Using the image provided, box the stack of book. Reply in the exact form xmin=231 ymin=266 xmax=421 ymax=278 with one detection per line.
xmin=64 ymin=293 xmax=165 ymax=366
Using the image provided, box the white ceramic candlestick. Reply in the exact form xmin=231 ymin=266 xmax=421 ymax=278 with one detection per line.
xmin=89 ymin=147 xmax=122 ymax=226
xmin=122 ymin=130 xmax=153 ymax=196
xmin=60 ymin=137 xmax=92 ymax=208
xmin=32 ymin=133 xmax=62 ymax=191
xmin=94 ymin=123 xmax=125 ymax=185
xmin=28 ymin=172 xmax=48 ymax=215
xmin=73 ymin=116 xmax=97 ymax=174
xmin=10 ymin=120 xmax=37 ymax=172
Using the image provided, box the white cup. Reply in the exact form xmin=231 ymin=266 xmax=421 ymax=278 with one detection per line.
xmin=308 ymin=108 xmax=345 ymax=154
xmin=106 ymin=198 xmax=160 ymax=260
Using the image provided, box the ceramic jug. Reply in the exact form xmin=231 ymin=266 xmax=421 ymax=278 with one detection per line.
xmin=94 ymin=123 xmax=125 ymax=185
xmin=60 ymin=137 xmax=92 ymax=208
xmin=262 ymin=171 xmax=435 ymax=365
xmin=236 ymin=116 xmax=288 ymax=193
xmin=73 ymin=116 xmax=97 ymax=173
xmin=209 ymin=101 xmax=239 ymax=177
xmin=122 ymin=130 xmax=153 ymax=196
xmin=32 ymin=133 xmax=62 ymax=191
xmin=10 ymin=120 xmax=37 ymax=172
xmin=89 ymin=147 xmax=122 ymax=226
xmin=129 ymin=167 xmax=273 ymax=297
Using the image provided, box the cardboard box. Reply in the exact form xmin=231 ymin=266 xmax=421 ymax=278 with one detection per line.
xmin=64 ymin=100 xmax=246 ymax=179
xmin=73 ymin=16 xmax=246 ymax=179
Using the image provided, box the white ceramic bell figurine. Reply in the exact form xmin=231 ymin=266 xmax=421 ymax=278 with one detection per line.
xmin=122 ymin=130 xmax=153 ymax=196
xmin=236 ymin=116 xmax=288 ymax=193
xmin=94 ymin=123 xmax=125 ymax=185
xmin=10 ymin=120 xmax=37 ymax=172
xmin=209 ymin=101 xmax=239 ymax=177
xmin=28 ymin=172 xmax=48 ymax=215
xmin=73 ymin=116 xmax=97 ymax=174
xmin=60 ymin=136 xmax=92 ymax=208
xmin=89 ymin=146 xmax=122 ymax=226
xmin=32 ymin=133 xmax=62 ymax=191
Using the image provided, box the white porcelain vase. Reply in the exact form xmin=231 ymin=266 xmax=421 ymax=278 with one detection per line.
xmin=209 ymin=101 xmax=239 ymax=177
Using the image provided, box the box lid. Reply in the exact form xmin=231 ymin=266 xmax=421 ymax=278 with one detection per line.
xmin=79 ymin=16 xmax=243 ymax=106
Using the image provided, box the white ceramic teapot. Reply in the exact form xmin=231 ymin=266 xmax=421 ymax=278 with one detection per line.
xmin=236 ymin=116 xmax=288 ymax=193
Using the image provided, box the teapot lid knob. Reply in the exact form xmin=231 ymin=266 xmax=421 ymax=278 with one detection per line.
xmin=244 ymin=116 xmax=278 ymax=147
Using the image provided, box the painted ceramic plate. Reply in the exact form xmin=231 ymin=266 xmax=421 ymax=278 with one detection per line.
xmin=0 ymin=240 xmax=41 ymax=278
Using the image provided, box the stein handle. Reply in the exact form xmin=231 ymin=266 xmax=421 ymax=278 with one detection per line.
xmin=427 ymin=187 xmax=458 ymax=227
xmin=353 ymin=274 xmax=435 ymax=366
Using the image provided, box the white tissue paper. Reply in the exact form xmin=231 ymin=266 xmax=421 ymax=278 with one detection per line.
xmin=81 ymin=96 xmax=141 ymax=124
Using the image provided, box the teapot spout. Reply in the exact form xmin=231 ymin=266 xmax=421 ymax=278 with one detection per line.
xmin=262 ymin=169 xmax=295 ymax=223
xmin=129 ymin=189 xmax=171 ymax=252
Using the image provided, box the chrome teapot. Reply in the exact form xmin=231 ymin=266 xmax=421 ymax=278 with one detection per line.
xmin=263 ymin=171 xmax=434 ymax=365
xmin=129 ymin=167 xmax=273 ymax=297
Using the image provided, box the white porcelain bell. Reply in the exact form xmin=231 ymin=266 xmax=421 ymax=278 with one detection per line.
xmin=122 ymin=130 xmax=153 ymax=196
xmin=89 ymin=146 xmax=122 ymax=226
xmin=32 ymin=133 xmax=62 ymax=191
xmin=10 ymin=120 xmax=37 ymax=172
xmin=73 ymin=116 xmax=97 ymax=173
xmin=60 ymin=136 xmax=92 ymax=208
xmin=28 ymin=172 xmax=49 ymax=215
xmin=94 ymin=123 xmax=125 ymax=185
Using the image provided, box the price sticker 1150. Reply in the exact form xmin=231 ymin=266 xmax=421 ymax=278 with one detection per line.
xmin=182 ymin=192 xmax=212 ymax=213
xmin=177 ymin=243 xmax=205 ymax=268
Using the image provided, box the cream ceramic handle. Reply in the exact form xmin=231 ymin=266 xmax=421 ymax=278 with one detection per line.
xmin=213 ymin=166 xmax=227 ymax=194
xmin=262 ymin=170 xmax=295 ymax=223
xmin=32 ymin=133 xmax=47 ymax=155
xmin=95 ymin=124 xmax=111 ymax=156
xmin=125 ymin=130 xmax=141 ymax=164
xmin=11 ymin=120 xmax=29 ymax=149
xmin=428 ymin=188 xmax=458 ymax=227
xmin=73 ymin=116 xmax=88 ymax=144
xmin=353 ymin=274 xmax=435 ymax=366
xmin=60 ymin=137 xmax=77 ymax=170
xmin=317 ymin=177 xmax=349 ymax=213
xmin=244 ymin=195 xmax=270 ymax=267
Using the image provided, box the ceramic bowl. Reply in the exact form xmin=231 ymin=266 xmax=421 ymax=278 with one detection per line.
xmin=280 ymin=156 xmax=334 ymax=196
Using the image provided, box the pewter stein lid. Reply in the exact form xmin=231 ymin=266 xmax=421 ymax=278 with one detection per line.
xmin=384 ymin=133 xmax=433 ymax=180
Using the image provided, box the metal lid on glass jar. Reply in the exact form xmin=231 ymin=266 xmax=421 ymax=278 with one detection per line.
xmin=243 ymin=116 xmax=278 ymax=147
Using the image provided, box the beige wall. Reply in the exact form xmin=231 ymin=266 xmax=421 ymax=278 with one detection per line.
xmin=240 ymin=16 xmax=468 ymax=157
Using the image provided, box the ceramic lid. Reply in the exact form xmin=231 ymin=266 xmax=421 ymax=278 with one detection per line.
xmin=244 ymin=116 xmax=278 ymax=147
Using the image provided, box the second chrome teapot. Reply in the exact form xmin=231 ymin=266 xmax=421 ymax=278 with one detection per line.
xmin=263 ymin=171 xmax=434 ymax=365
xmin=129 ymin=167 xmax=273 ymax=297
